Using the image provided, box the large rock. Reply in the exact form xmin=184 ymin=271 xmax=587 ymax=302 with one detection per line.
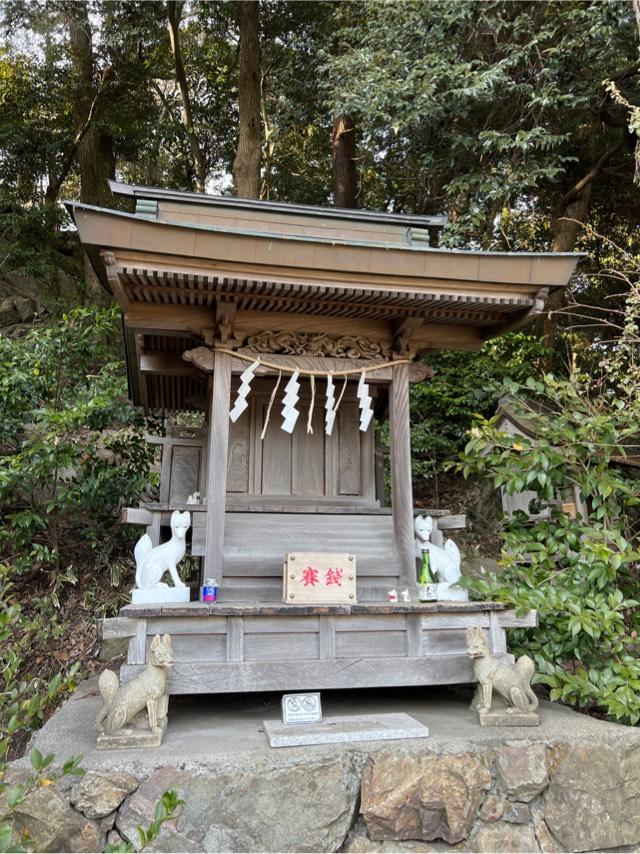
xmin=117 ymin=766 xmax=194 ymax=852
xmin=0 ymin=296 xmax=35 ymax=327
xmin=543 ymin=743 xmax=640 ymax=852
xmin=469 ymin=821 xmax=539 ymax=853
xmin=360 ymin=752 xmax=491 ymax=844
xmin=118 ymin=758 xmax=357 ymax=853
xmin=70 ymin=770 xmax=138 ymax=818
xmin=194 ymin=757 xmax=359 ymax=852
xmin=501 ymin=801 xmax=529 ymax=824
xmin=7 ymin=786 xmax=103 ymax=852
xmin=495 ymin=743 xmax=548 ymax=802
xmin=479 ymin=794 xmax=504 ymax=823
xmin=530 ymin=804 xmax=561 ymax=854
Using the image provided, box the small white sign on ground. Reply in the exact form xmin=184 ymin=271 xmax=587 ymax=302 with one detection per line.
xmin=281 ymin=692 xmax=322 ymax=725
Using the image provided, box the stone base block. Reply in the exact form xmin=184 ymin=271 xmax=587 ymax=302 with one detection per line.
xmin=263 ymin=713 xmax=429 ymax=748
xmin=436 ymin=582 xmax=468 ymax=602
xmin=477 ymin=708 xmax=539 ymax=727
xmin=131 ymin=586 xmax=190 ymax=605
xmin=96 ymin=716 xmax=167 ymax=750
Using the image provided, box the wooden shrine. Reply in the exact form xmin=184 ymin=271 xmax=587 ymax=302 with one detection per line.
xmin=67 ymin=182 xmax=579 ymax=694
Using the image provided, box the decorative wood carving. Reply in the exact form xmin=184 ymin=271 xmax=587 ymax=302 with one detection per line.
xmin=183 ymin=346 xmax=215 ymax=372
xmin=245 ymin=331 xmax=391 ymax=360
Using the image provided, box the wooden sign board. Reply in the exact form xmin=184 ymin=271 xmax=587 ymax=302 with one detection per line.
xmin=283 ymin=552 xmax=357 ymax=604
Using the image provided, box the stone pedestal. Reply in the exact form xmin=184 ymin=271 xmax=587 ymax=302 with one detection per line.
xmin=131 ymin=586 xmax=190 ymax=605
xmin=436 ymin=582 xmax=468 ymax=602
xmin=96 ymin=716 xmax=167 ymax=750
xmin=476 ymin=708 xmax=539 ymax=727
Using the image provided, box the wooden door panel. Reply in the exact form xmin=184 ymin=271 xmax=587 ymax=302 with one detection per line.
xmin=292 ymin=405 xmax=325 ymax=496
xmin=338 ymin=402 xmax=361 ymax=495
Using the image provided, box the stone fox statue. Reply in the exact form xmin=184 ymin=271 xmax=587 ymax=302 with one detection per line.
xmin=466 ymin=626 xmax=538 ymax=714
xmin=95 ymin=634 xmax=173 ymax=735
xmin=134 ymin=510 xmax=190 ymax=590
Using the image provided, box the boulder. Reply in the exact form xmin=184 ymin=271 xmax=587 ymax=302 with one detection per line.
xmin=7 ymin=786 xmax=103 ymax=852
xmin=118 ymin=758 xmax=358 ymax=853
xmin=0 ymin=296 xmax=35 ymax=327
xmin=479 ymin=794 xmax=504 ymax=823
xmin=469 ymin=821 xmax=539 ymax=853
xmin=501 ymin=801 xmax=529 ymax=824
xmin=360 ymin=752 xmax=491 ymax=844
xmin=194 ymin=757 xmax=359 ymax=852
xmin=70 ymin=770 xmax=138 ymax=818
xmin=495 ymin=743 xmax=548 ymax=802
xmin=543 ymin=743 xmax=640 ymax=852
xmin=117 ymin=766 xmax=193 ymax=852
xmin=342 ymin=834 xmax=438 ymax=853
xmin=530 ymin=804 xmax=561 ymax=854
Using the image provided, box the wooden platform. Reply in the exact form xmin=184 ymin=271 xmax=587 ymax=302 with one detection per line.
xmin=103 ymin=601 xmax=537 ymax=696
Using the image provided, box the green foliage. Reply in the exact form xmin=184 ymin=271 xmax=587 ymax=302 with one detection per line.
xmin=0 ymin=565 xmax=80 ymax=761
xmin=0 ymin=750 xmax=84 ymax=853
xmin=0 ymin=305 xmax=155 ymax=575
xmin=322 ymin=0 xmax=637 ymax=245
xmin=453 ymin=366 xmax=640 ymax=723
xmin=104 ymin=789 xmax=185 ymax=853
xmin=410 ymin=332 xmax=548 ymax=480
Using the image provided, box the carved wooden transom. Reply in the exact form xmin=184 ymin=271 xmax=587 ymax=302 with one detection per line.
xmin=245 ymin=331 xmax=391 ymax=360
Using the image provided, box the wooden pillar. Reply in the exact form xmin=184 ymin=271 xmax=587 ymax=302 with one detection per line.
xmin=389 ymin=363 xmax=415 ymax=586
xmin=204 ymin=351 xmax=232 ymax=579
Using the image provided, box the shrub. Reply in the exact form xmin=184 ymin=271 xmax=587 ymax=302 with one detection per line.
xmin=454 ymin=373 xmax=640 ymax=723
xmin=0 ymin=305 xmax=155 ymax=575
xmin=410 ymin=331 xmax=549 ymax=482
xmin=0 ymin=564 xmax=80 ymax=761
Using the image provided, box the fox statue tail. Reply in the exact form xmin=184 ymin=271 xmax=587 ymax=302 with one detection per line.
xmin=98 ymin=669 xmax=120 ymax=706
xmin=443 ymin=539 xmax=461 ymax=577
xmin=511 ymin=655 xmax=539 ymax=711
xmin=95 ymin=669 xmax=120 ymax=732
xmin=134 ymin=533 xmax=153 ymax=588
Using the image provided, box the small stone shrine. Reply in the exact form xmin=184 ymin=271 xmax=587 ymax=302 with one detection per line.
xmin=67 ymin=182 xmax=579 ymax=699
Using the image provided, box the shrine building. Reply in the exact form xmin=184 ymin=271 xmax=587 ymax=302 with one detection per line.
xmin=67 ymin=182 xmax=579 ymax=695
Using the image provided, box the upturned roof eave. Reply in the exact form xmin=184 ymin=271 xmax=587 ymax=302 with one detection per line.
xmin=65 ymin=201 xmax=583 ymax=275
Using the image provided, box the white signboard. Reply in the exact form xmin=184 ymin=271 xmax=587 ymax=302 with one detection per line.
xmin=281 ymin=693 xmax=322 ymax=726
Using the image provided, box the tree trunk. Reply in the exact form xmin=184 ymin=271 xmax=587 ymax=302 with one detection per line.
xmin=541 ymin=186 xmax=593 ymax=360
xmin=332 ymin=113 xmax=358 ymax=208
xmin=167 ymin=1 xmax=207 ymax=193
xmin=541 ymin=136 xmax=625 ymax=355
xmin=63 ymin=1 xmax=114 ymax=298
xmin=233 ymin=1 xmax=262 ymax=198
xmin=65 ymin=2 xmax=114 ymax=207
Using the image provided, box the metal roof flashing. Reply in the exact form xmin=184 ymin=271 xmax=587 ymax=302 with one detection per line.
xmin=107 ymin=180 xmax=448 ymax=229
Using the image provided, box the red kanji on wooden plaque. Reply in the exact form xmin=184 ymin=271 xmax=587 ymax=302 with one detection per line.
xmin=283 ymin=553 xmax=357 ymax=604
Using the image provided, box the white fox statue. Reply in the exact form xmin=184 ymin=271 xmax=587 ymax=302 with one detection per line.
xmin=414 ymin=514 xmax=468 ymax=601
xmin=134 ymin=510 xmax=190 ymax=590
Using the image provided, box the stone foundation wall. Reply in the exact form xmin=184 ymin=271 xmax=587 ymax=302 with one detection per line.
xmin=4 ymin=737 xmax=640 ymax=853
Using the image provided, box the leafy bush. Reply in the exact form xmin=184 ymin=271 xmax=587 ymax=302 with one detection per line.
xmin=410 ymin=331 xmax=548 ymax=482
xmin=105 ymin=789 xmax=185 ymax=853
xmin=454 ymin=372 xmax=640 ymax=723
xmin=0 ymin=749 xmax=85 ymax=853
xmin=0 ymin=565 xmax=80 ymax=762
xmin=0 ymin=305 xmax=155 ymax=575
